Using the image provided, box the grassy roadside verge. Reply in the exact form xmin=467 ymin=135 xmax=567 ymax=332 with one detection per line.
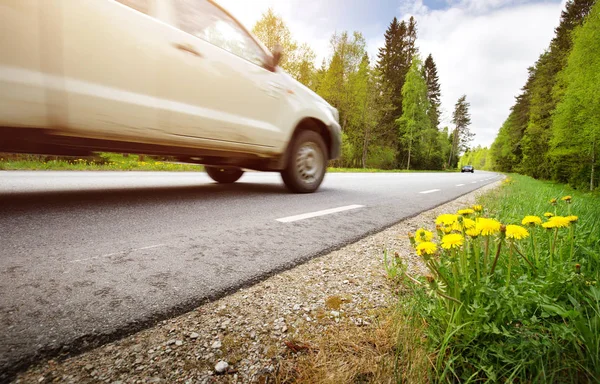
xmin=0 ymin=153 xmax=203 ymax=172
xmin=389 ymin=174 xmax=600 ymax=382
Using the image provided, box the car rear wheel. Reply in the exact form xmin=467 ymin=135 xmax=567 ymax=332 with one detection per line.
xmin=281 ymin=130 xmax=327 ymax=193
xmin=205 ymin=166 xmax=244 ymax=184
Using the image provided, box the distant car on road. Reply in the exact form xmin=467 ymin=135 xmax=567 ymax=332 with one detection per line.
xmin=461 ymin=165 xmax=475 ymax=173
xmin=0 ymin=0 xmax=341 ymax=193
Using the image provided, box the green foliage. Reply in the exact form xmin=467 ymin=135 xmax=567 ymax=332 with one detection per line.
xmin=423 ymin=54 xmax=442 ymax=130
xmin=394 ymin=175 xmax=600 ymax=382
xmin=490 ymin=0 xmax=597 ymax=189
xmin=397 ymin=56 xmax=431 ymax=170
xmin=550 ymin=2 xmax=600 ymax=191
xmin=252 ymin=8 xmax=316 ymax=88
xmin=459 ymin=146 xmax=492 ymax=171
xmin=250 ymin=13 xmax=460 ymax=171
xmin=448 ymin=95 xmax=473 ymax=168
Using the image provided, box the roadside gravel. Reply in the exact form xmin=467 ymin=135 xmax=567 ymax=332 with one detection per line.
xmin=14 ymin=181 xmax=501 ymax=384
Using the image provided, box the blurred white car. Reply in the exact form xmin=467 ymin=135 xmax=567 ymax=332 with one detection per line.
xmin=0 ymin=0 xmax=340 ymax=193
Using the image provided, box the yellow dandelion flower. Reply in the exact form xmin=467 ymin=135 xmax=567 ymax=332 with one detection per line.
xmin=457 ymin=208 xmax=475 ymax=216
xmin=415 ymin=228 xmax=433 ymax=243
xmin=548 ymin=216 xmax=571 ymax=228
xmin=441 ymin=226 xmax=453 ymax=234
xmin=466 ymin=227 xmax=481 ymax=238
xmin=505 ymin=225 xmax=529 ymax=240
xmin=550 ymin=198 xmax=557 ymax=205
xmin=463 ymin=218 xmax=476 ymax=229
xmin=561 ymin=195 xmax=572 ymax=202
xmin=472 ymin=205 xmax=483 ymax=212
xmin=436 ymin=214 xmax=458 ymax=226
xmin=522 ymin=216 xmax=542 ymax=226
xmin=544 ymin=212 xmax=554 ymax=218
xmin=476 ymin=218 xmax=502 ymax=236
xmin=441 ymin=234 xmax=464 ymax=249
xmin=416 ymin=242 xmax=438 ymax=256
xmin=566 ymin=215 xmax=578 ymax=223
xmin=542 ymin=221 xmax=555 ymax=229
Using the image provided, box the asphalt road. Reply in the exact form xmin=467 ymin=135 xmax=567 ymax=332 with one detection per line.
xmin=0 ymin=170 xmax=500 ymax=378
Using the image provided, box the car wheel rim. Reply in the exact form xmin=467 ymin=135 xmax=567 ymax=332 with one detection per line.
xmin=296 ymin=142 xmax=323 ymax=184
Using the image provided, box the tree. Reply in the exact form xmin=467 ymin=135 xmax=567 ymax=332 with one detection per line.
xmin=294 ymin=43 xmax=317 ymax=89
xmin=376 ymin=17 xmax=419 ymax=163
xmin=423 ymin=54 xmax=441 ymax=130
xmin=252 ymin=8 xmax=316 ymax=87
xmin=518 ymin=0 xmax=596 ymax=179
xmin=550 ymin=2 xmax=600 ymax=190
xmin=448 ymin=95 xmax=473 ymax=168
xmin=397 ymin=56 xmax=430 ymax=170
xmin=490 ymin=66 xmax=536 ymax=172
xmin=252 ymin=9 xmax=297 ymax=69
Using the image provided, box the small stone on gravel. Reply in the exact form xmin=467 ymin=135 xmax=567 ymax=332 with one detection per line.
xmin=215 ymin=360 xmax=229 ymax=373
xmin=211 ymin=340 xmax=222 ymax=349
xmin=189 ymin=332 xmax=199 ymax=339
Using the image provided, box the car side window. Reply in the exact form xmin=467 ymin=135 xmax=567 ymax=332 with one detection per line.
xmin=173 ymin=0 xmax=267 ymax=67
xmin=115 ymin=0 xmax=151 ymax=15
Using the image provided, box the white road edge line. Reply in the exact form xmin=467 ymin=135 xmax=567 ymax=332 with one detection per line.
xmin=471 ymin=181 xmax=478 ymax=184
xmin=419 ymin=189 xmax=441 ymax=194
xmin=276 ymin=205 xmax=365 ymax=223
xmin=70 ymin=244 xmax=166 ymax=263
xmin=456 ymin=184 xmax=465 ymax=187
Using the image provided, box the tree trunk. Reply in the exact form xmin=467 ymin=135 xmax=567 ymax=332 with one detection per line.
xmin=362 ymin=129 xmax=369 ymax=169
xmin=448 ymin=127 xmax=459 ymax=168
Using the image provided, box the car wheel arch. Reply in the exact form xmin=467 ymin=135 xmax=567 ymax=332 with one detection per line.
xmin=280 ymin=118 xmax=331 ymax=167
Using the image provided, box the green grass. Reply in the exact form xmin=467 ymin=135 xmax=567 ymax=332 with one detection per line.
xmin=0 ymin=153 xmax=203 ymax=172
xmin=389 ymin=174 xmax=600 ymax=383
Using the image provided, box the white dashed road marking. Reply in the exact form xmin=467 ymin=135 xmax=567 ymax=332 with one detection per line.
xmin=276 ymin=205 xmax=365 ymax=223
xmin=419 ymin=189 xmax=441 ymax=194
xmin=456 ymin=184 xmax=465 ymax=187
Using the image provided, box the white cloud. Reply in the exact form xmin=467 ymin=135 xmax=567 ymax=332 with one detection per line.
xmin=391 ymin=0 xmax=563 ymax=147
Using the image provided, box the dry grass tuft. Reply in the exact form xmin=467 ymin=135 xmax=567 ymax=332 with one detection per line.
xmin=270 ymin=305 xmax=430 ymax=384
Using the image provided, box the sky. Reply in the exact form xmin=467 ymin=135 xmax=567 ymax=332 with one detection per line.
xmin=218 ymin=0 xmax=568 ymax=148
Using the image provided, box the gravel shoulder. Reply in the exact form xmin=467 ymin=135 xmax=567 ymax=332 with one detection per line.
xmin=13 ymin=181 xmax=501 ymax=384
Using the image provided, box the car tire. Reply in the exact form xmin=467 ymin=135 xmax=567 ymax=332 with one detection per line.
xmin=281 ymin=130 xmax=327 ymax=193
xmin=205 ymin=166 xmax=244 ymax=184
xmin=471 ymin=170 xmax=474 ymax=173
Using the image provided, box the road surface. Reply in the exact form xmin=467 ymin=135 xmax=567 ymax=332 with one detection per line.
xmin=0 ymin=170 xmax=500 ymax=378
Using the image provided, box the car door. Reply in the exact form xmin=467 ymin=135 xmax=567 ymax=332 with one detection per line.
xmin=58 ymin=0 xmax=166 ymax=142
xmin=161 ymin=0 xmax=290 ymax=150
xmin=0 ymin=0 xmax=47 ymax=128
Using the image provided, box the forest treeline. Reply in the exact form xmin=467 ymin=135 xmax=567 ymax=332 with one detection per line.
xmin=490 ymin=0 xmax=599 ymax=190
xmin=252 ymin=11 xmax=474 ymax=170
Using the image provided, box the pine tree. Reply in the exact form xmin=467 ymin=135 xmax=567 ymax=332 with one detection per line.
xmin=376 ymin=17 xmax=419 ymax=167
xmin=423 ymin=54 xmax=441 ymax=130
xmin=490 ymin=66 xmax=536 ymax=172
xmin=449 ymin=95 xmax=473 ymax=168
